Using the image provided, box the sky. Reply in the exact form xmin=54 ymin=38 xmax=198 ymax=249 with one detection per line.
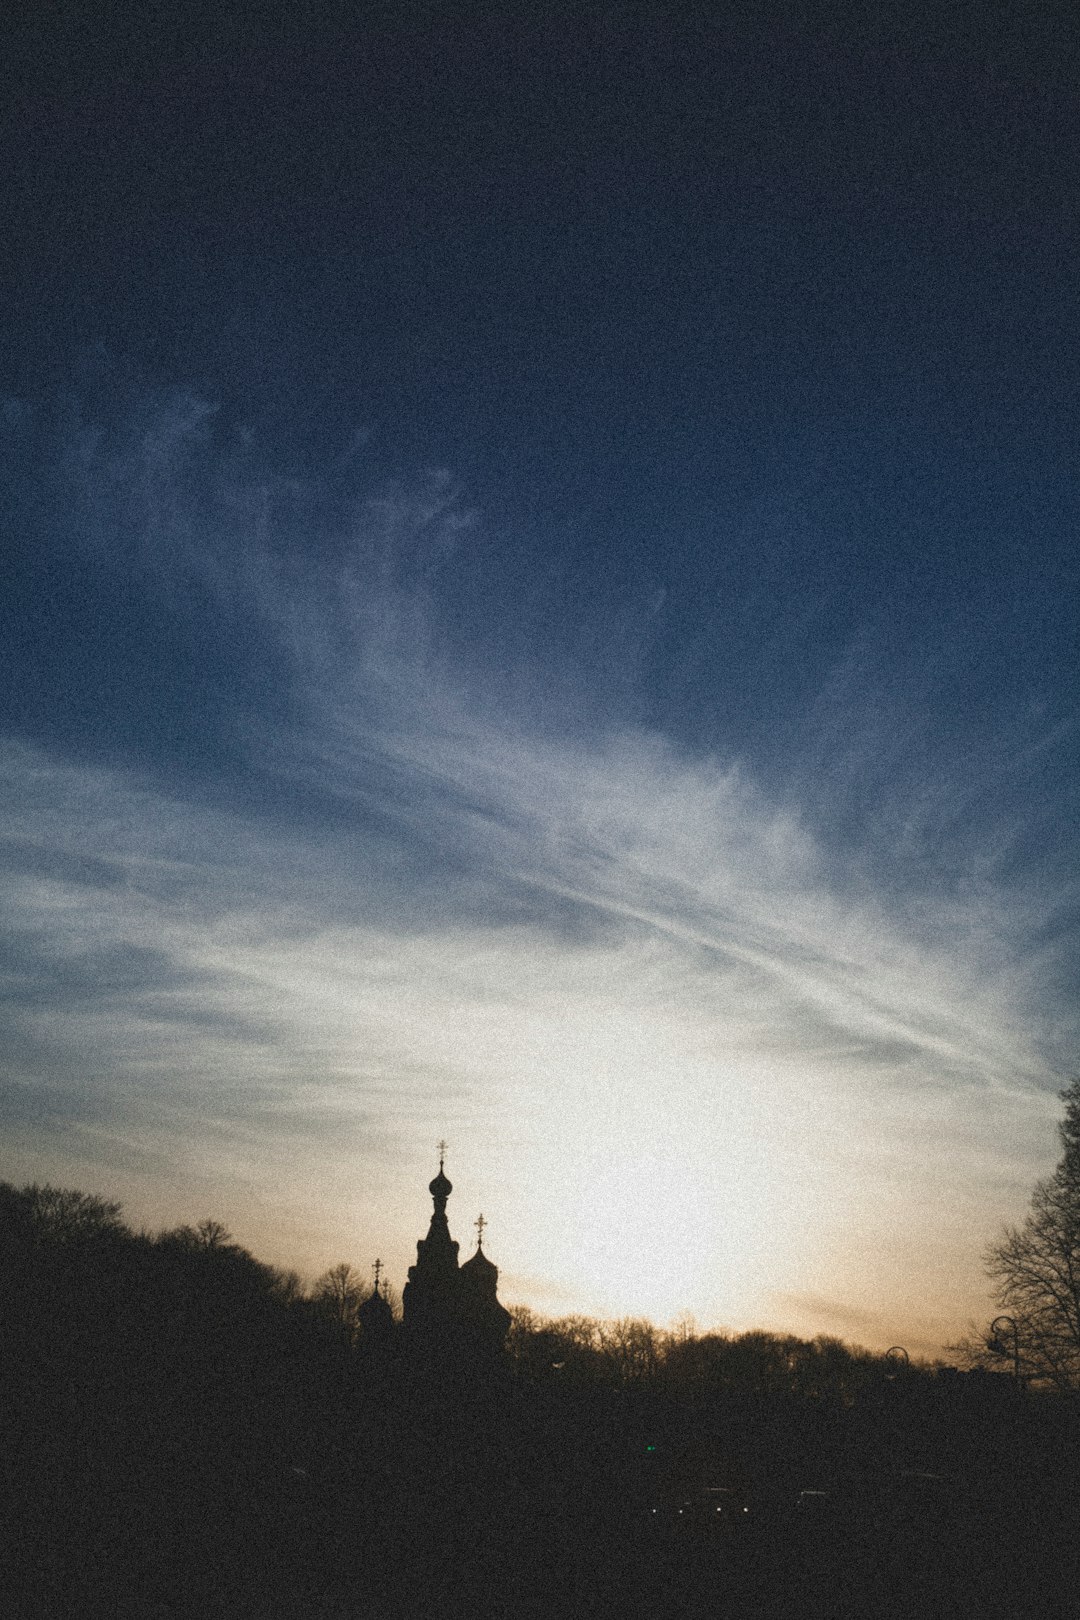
xmin=2 ymin=3 xmax=1078 ymax=1356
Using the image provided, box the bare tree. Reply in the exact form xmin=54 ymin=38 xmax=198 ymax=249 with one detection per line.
xmin=0 ymin=1183 xmax=124 ymax=1246
xmin=983 ymin=1077 xmax=1080 ymax=1389
xmin=161 ymin=1217 xmax=237 ymax=1253
xmin=312 ymin=1261 xmax=364 ymax=1343
xmin=596 ymin=1317 xmax=661 ymax=1383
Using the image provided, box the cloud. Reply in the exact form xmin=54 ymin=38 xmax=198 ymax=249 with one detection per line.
xmin=1 ymin=389 xmax=1076 ymax=1338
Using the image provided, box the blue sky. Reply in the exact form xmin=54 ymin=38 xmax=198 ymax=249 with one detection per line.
xmin=2 ymin=4 xmax=1078 ymax=1352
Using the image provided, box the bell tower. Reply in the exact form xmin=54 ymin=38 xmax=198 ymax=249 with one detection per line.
xmin=401 ymin=1144 xmax=511 ymax=1361
xmin=402 ymin=1142 xmax=461 ymax=1339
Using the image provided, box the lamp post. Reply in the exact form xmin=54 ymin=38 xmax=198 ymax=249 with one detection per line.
xmin=884 ymin=1346 xmax=909 ymax=1377
xmin=989 ymin=1315 xmax=1021 ymax=1389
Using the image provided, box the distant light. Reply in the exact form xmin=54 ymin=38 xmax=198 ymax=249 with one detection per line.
xmin=645 ymin=1445 xmax=656 ymax=1452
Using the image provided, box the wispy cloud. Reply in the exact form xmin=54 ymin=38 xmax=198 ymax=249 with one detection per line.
xmin=1 ymin=392 xmax=1076 ymax=1343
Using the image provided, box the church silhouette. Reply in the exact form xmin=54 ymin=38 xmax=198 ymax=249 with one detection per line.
xmin=371 ymin=1145 xmax=511 ymax=1366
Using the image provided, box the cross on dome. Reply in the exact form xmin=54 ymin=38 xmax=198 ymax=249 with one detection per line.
xmin=403 ymin=1162 xmax=511 ymax=1353
xmin=372 ymin=1258 xmax=383 ymax=1294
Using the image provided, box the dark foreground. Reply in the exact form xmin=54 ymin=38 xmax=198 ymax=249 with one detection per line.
xmin=2 ymin=1188 xmax=1076 ymax=1617
xmin=4 ymin=1383 xmax=1078 ymax=1619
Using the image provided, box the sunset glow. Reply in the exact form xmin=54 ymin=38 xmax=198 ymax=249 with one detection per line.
xmin=3 ymin=5 xmax=1077 ymax=1364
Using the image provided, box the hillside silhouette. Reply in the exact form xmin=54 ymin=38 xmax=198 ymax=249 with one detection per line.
xmin=2 ymin=1178 xmax=1077 ymax=1618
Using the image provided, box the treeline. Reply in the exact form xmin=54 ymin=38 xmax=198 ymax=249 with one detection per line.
xmin=506 ymin=1306 xmax=903 ymax=1399
xmin=1 ymin=1179 xmax=930 ymax=1400
xmin=1 ymin=1182 xmax=390 ymax=1615
xmin=3 ymin=1181 xmax=1075 ymax=1618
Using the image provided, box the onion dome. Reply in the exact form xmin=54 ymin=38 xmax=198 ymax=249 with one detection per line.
xmin=358 ymin=1284 xmax=394 ymax=1338
xmin=429 ymin=1167 xmax=453 ymax=1201
xmin=461 ymin=1245 xmax=497 ymax=1281
xmin=461 ymin=1216 xmax=498 ymax=1298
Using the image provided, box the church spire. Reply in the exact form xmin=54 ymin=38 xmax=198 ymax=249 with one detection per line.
xmin=357 ymin=1256 xmax=394 ymax=1342
xmin=428 ymin=1140 xmax=452 ymax=1213
xmin=403 ymin=1154 xmax=511 ymax=1360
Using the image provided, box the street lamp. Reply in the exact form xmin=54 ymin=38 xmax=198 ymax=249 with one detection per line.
xmin=884 ymin=1346 xmax=909 ymax=1377
xmin=989 ymin=1315 xmax=1021 ymax=1388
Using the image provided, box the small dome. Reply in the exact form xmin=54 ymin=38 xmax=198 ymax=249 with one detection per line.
xmin=429 ymin=1168 xmax=452 ymax=1199
xmin=462 ymin=1245 xmax=496 ymax=1274
xmin=357 ymin=1286 xmax=394 ymax=1336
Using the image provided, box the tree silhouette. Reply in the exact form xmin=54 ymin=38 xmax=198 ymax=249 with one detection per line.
xmin=4 ymin=1174 xmax=1076 ymax=1618
xmin=983 ymin=1076 xmax=1080 ymax=1389
xmin=0 ymin=1181 xmax=124 ymax=1247
xmin=596 ymin=1317 xmax=661 ymax=1383
xmin=313 ymin=1260 xmax=365 ymax=1344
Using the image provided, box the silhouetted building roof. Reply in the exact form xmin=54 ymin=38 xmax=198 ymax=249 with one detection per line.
xmin=429 ymin=1166 xmax=453 ymax=1202
xmin=402 ymin=1156 xmax=511 ymax=1365
xmin=461 ymin=1244 xmax=498 ymax=1285
xmin=357 ymin=1280 xmax=394 ymax=1341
